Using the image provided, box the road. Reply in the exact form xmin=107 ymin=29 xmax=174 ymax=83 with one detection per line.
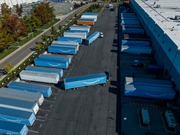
xmin=0 ymin=4 xmax=89 ymax=75
xmin=28 ymin=5 xmax=120 ymax=135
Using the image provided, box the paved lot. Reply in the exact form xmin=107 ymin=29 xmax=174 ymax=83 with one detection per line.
xmin=28 ymin=5 xmax=120 ymax=135
xmin=119 ymin=5 xmax=180 ymax=135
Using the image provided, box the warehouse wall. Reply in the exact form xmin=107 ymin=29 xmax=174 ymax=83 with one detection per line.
xmin=129 ymin=0 xmax=180 ymax=92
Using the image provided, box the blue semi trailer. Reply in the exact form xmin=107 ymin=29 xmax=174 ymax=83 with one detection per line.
xmin=66 ymin=30 xmax=89 ymax=35
xmin=25 ymin=66 xmax=63 ymax=78
xmin=34 ymin=58 xmax=69 ymax=69
xmin=0 ymin=107 xmax=36 ymax=126
xmin=70 ymin=25 xmax=90 ymax=32
xmin=122 ymin=28 xmax=144 ymax=34
xmin=57 ymin=37 xmax=82 ymax=43
xmin=51 ymin=43 xmax=79 ymax=51
xmin=0 ymin=97 xmax=39 ymax=114
xmin=125 ymin=84 xmax=176 ymax=100
xmin=8 ymin=81 xmax=52 ymax=98
xmin=85 ymin=31 xmax=100 ymax=45
xmin=122 ymin=40 xmax=150 ymax=47
xmin=64 ymin=72 xmax=111 ymax=90
xmin=48 ymin=46 xmax=77 ymax=55
xmin=0 ymin=120 xmax=28 ymax=135
xmin=39 ymin=54 xmax=72 ymax=64
xmin=121 ymin=20 xmax=140 ymax=25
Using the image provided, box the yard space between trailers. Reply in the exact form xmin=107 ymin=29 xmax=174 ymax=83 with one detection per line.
xmin=31 ymin=4 xmax=120 ymax=135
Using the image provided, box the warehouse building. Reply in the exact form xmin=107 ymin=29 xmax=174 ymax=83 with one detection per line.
xmin=129 ymin=0 xmax=180 ymax=104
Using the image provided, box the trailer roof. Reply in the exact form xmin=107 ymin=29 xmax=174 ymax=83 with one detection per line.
xmin=39 ymin=54 xmax=71 ymax=59
xmin=125 ymin=84 xmax=175 ymax=94
xmin=26 ymin=66 xmax=63 ymax=72
xmin=0 ymin=106 xmax=33 ymax=119
xmin=0 ymin=87 xmax=42 ymax=98
xmin=0 ymin=96 xmax=36 ymax=108
xmin=70 ymin=25 xmax=91 ymax=28
xmin=35 ymin=57 xmax=68 ymax=63
xmin=8 ymin=81 xmax=51 ymax=92
xmin=83 ymin=12 xmax=98 ymax=16
xmin=0 ymin=120 xmax=26 ymax=132
xmin=86 ymin=31 xmax=99 ymax=40
xmin=65 ymin=73 xmax=106 ymax=82
xmin=20 ymin=70 xmax=58 ymax=78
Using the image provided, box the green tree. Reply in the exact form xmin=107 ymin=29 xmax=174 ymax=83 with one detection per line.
xmin=1 ymin=14 xmax=27 ymax=40
xmin=31 ymin=2 xmax=55 ymax=25
xmin=0 ymin=29 xmax=14 ymax=52
xmin=41 ymin=34 xmax=49 ymax=45
xmin=23 ymin=15 xmax=42 ymax=33
xmin=50 ymin=26 xmax=57 ymax=36
xmin=15 ymin=4 xmax=23 ymax=17
xmin=2 ymin=62 xmax=14 ymax=73
xmin=1 ymin=3 xmax=11 ymax=16
xmin=36 ymin=42 xmax=43 ymax=51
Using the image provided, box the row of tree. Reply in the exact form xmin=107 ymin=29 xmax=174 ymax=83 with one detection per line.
xmin=0 ymin=2 xmax=55 ymax=52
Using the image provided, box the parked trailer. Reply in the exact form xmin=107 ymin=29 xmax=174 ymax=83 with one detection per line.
xmin=141 ymin=108 xmax=150 ymax=125
xmin=64 ymin=31 xmax=87 ymax=39
xmin=123 ymin=34 xmax=150 ymax=41
xmin=124 ymin=84 xmax=176 ymax=100
xmin=77 ymin=19 xmax=95 ymax=26
xmin=25 ymin=66 xmax=63 ymax=78
xmin=48 ymin=46 xmax=77 ymax=55
xmin=85 ymin=31 xmax=100 ymax=45
xmin=121 ymin=13 xmax=136 ymax=16
xmin=20 ymin=70 xmax=59 ymax=84
xmin=122 ymin=40 xmax=150 ymax=47
xmin=51 ymin=43 xmax=79 ymax=51
xmin=121 ymin=45 xmax=152 ymax=55
xmin=122 ymin=28 xmax=144 ymax=34
xmin=121 ymin=20 xmax=140 ymax=25
xmin=52 ymin=40 xmax=79 ymax=45
xmin=0 ymin=96 xmax=39 ymax=114
xmin=122 ymin=25 xmax=142 ymax=28
xmin=147 ymin=64 xmax=164 ymax=74
xmin=121 ymin=16 xmax=138 ymax=20
xmin=8 ymin=81 xmax=52 ymax=98
xmin=125 ymin=77 xmax=172 ymax=87
xmin=64 ymin=73 xmax=107 ymax=90
xmin=70 ymin=25 xmax=90 ymax=32
xmin=66 ymin=30 xmax=89 ymax=36
xmin=39 ymin=54 xmax=72 ymax=64
xmin=57 ymin=37 xmax=82 ymax=43
xmin=0 ymin=107 xmax=36 ymax=126
xmin=34 ymin=58 xmax=69 ymax=69
xmin=81 ymin=12 xmax=98 ymax=21
xmin=0 ymin=87 xmax=44 ymax=106
xmin=0 ymin=120 xmax=28 ymax=135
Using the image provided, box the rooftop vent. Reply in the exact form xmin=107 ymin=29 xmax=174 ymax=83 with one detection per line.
xmin=174 ymin=15 xmax=180 ymax=20
xmin=155 ymin=4 xmax=160 ymax=8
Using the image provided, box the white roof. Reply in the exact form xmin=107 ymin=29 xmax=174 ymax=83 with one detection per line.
xmin=0 ymin=0 xmax=42 ymax=7
xmin=135 ymin=0 xmax=180 ymax=49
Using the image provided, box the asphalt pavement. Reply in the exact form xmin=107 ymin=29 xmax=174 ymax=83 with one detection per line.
xmin=28 ymin=5 xmax=119 ymax=135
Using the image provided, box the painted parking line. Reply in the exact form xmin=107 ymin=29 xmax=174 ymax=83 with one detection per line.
xmin=160 ymin=112 xmax=176 ymax=134
xmin=39 ymin=108 xmax=50 ymax=112
xmin=44 ymin=100 xmax=55 ymax=103
xmin=36 ymin=118 xmax=45 ymax=122
xmin=28 ymin=130 xmax=39 ymax=134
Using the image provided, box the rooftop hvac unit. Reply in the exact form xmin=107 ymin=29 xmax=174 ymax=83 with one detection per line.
xmin=175 ymin=15 xmax=180 ymax=20
xmin=155 ymin=4 xmax=160 ymax=8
